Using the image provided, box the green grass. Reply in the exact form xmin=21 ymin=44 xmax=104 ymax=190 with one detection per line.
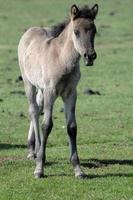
xmin=0 ymin=0 xmax=133 ymax=199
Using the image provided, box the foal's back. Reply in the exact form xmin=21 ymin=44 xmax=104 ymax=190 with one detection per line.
xmin=19 ymin=26 xmax=51 ymax=49
xmin=18 ymin=26 xmax=54 ymax=87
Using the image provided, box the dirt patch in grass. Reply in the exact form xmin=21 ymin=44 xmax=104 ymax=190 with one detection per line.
xmin=0 ymin=156 xmax=24 ymax=166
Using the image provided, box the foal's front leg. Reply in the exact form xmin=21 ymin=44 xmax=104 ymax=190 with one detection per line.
xmin=63 ymin=90 xmax=86 ymax=178
xmin=34 ymin=91 xmax=55 ymax=178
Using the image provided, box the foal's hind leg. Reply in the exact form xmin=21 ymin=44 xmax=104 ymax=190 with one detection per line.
xmin=62 ymin=90 xmax=86 ymax=178
xmin=27 ymin=122 xmax=35 ymax=159
xmin=24 ymin=81 xmax=41 ymax=159
xmin=27 ymin=90 xmax=43 ymax=159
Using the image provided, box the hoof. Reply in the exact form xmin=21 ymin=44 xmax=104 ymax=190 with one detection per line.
xmin=75 ymin=172 xmax=87 ymax=179
xmin=75 ymin=174 xmax=87 ymax=179
xmin=34 ymin=172 xmax=44 ymax=179
xmin=34 ymin=168 xmax=44 ymax=179
xmin=27 ymin=152 xmax=36 ymax=160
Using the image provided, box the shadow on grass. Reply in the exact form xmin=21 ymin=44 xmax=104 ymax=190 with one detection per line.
xmin=45 ymin=173 xmax=73 ymax=178
xmin=43 ymin=159 xmax=133 ymax=179
xmin=81 ymin=158 xmax=133 ymax=168
xmin=45 ymin=161 xmax=59 ymax=167
xmin=87 ymin=173 xmax=133 ymax=179
xmin=0 ymin=143 xmax=27 ymax=150
xmin=42 ymin=172 xmax=133 ymax=179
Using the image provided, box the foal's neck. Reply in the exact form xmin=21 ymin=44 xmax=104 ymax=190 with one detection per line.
xmin=54 ymin=22 xmax=80 ymax=67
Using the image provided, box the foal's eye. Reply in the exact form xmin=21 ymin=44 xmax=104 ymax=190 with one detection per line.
xmin=74 ymin=29 xmax=80 ymax=38
xmin=84 ymin=28 xmax=90 ymax=33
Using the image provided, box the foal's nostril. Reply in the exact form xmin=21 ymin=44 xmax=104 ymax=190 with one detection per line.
xmin=84 ymin=53 xmax=87 ymax=58
xmin=91 ymin=52 xmax=97 ymax=60
xmin=84 ymin=52 xmax=97 ymax=60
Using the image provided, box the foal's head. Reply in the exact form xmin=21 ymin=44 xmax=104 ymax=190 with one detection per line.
xmin=70 ymin=4 xmax=98 ymax=66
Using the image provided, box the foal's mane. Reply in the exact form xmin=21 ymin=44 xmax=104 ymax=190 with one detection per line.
xmin=50 ymin=5 xmax=94 ymax=38
xmin=50 ymin=19 xmax=70 ymax=38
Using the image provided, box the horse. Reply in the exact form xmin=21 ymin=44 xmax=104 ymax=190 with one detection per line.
xmin=18 ymin=4 xmax=98 ymax=179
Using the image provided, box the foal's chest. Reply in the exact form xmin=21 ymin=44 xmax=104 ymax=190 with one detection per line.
xmin=56 ymin=68 xmax=80 ymax=96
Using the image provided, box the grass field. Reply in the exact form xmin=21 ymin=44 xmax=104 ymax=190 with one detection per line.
xmin=0 ymin=0 xmax=133 ymax=199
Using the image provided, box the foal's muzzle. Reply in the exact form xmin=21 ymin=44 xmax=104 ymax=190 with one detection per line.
xmin=83 ymin=52 xmax=97 ymax=66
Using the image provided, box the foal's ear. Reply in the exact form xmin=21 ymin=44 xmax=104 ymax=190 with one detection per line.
xmin=71 ymin=4 xmax=79 ymax=20
xmin=91 ymin=4 xmax=99 ymax=19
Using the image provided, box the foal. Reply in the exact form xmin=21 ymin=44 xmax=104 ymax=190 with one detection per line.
xmin=18 ymin=4 xmax=98 ymax=178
